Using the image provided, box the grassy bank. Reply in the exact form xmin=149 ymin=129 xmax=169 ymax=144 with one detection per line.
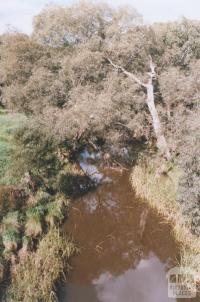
xmin=0 ymin=190 xmax=77 ymax=301
xmin=131 ymin=157 xmax=200 ymax=279
xmin=0 ymin=111 xmax=80 ymax=301
xmin=6 ymin=228 xmax=77 ymax=302
xmin=0 ymin=110 xmax=26 ymax=184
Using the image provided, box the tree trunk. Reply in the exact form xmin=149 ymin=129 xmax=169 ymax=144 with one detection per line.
xmin=107 ymin=56 xmax=171 ymax=160
xmin=146 ymin=83 xmax=171 ymax=160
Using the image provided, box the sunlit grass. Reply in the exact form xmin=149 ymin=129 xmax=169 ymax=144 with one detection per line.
xmin=0 ymin=110 xmax=26 ymax=184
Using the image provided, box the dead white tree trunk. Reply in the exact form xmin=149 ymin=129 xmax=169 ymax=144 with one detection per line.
xmin=107 ymin=57 xmax=171 ymax=160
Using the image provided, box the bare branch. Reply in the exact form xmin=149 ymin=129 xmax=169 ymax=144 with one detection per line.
xmin=106 ymin=57 xmax=146 ymax=88
xmin=149 ymin=55 xmax=156 ymax=79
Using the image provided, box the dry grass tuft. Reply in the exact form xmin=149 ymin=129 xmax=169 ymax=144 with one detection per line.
xmin=1 ymin=211 xmax=20 ymax=230
xmin=25 ymin=206 xmax=44 ymax=238
xmin=6 ymin=228 xmax=77 ymax=302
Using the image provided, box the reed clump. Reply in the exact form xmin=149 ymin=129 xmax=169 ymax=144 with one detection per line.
xmin=45 ymin=194 xmax=69 ymax=227
xmin=25 ymin=206 xmax=44 ymax=238
xmin=1 ymin=211 xmax=21 ymax=252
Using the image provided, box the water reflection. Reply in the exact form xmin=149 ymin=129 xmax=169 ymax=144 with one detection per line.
xmin=79 ymin=148 xmax=104 ymax=183
xmin=64 ymin=255 xmax=175 ymax=302
xmin=61 ymin=169 xmax=180 ymax=302
xmin=93 ymin=256 xmax=175 ymax=302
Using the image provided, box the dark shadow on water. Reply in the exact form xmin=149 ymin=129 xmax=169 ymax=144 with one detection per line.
xmin=58 ymin=172 xmax=96 ymax=199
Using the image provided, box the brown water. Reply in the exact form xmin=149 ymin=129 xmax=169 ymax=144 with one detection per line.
xmin=60 ymin=168 xmax=197 ymax=302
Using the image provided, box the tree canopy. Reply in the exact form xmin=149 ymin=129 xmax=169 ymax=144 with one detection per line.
xmin=0 ymin=0 xmax=199 ymax=224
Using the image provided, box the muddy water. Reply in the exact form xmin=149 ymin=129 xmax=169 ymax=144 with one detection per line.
xmin=60 ymin=168 xmax=193 ymax=302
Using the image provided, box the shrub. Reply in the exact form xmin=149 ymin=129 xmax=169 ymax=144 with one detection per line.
xmin=10 ymin=122 xmax=61 ymax=190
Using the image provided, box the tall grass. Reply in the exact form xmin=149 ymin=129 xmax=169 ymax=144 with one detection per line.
xmin=6 ymin=228 xmax=77 ymax=302
xmin=45 ymin=195 xmax=69 ymax=227
xmin=131 ymin=157 xmax=200 ymax=279
xmin=25 ymin=206 xmax=44 ymax=238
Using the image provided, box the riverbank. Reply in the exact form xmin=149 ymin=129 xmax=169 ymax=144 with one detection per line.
xmin=131 ymin=156 xmax=200 ymax=285
xmin=0 ymin=109 xmax=198 ymax=301
xmin=0 ymin=110 xmax=79 ymax=301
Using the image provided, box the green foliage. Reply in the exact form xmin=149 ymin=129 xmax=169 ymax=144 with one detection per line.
xmin=11 ymin=122 xmax=61 ymax=188
xmin=2 ymin=227 xmax=21 ymax=252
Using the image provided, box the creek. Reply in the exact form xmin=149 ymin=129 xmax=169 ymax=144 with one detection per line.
xmin=57 ymin=154 xmax=193 ymax=302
